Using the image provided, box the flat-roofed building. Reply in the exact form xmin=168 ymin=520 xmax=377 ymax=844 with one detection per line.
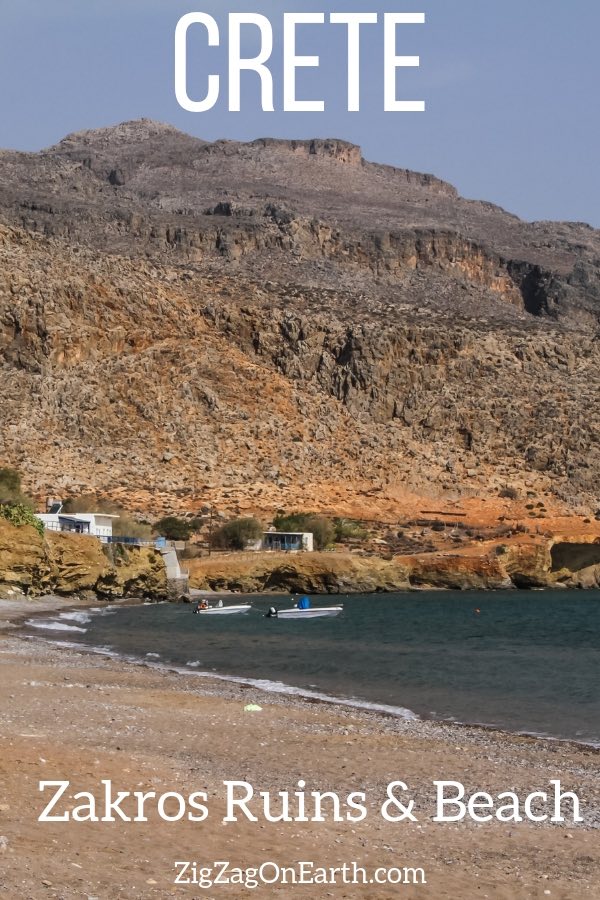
xmin=261 ymin=531 xmax=314 ymax=552
xmin=36 ymin=503 xmax=118 ymax=542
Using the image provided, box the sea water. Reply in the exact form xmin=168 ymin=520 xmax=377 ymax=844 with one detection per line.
xmin=23 ymin=591 xmax=600 ymax=745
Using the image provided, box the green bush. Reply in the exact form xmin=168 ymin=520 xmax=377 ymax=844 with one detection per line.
xmin=0 ymin=467 xmax=21 ymax=494
xmin=153 ymin=516 xmax=195 ymax=542
xmin=0 ymin=503 xmax=44 ymax=537
xmin=211 ymin=517 xmax=263 ymax=551
xmin=62 ymin=494 xmax=115 ymax=514
xmin=272 ymin=511 xmax=335 ymax=550
xmin=333 ymin=518 xmax=369 ymax=542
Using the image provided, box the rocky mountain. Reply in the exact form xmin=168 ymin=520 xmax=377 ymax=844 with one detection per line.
xmin=1 ymin=118 xmax=599 ymax=519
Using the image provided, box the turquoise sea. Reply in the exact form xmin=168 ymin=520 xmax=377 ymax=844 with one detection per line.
xmin=24 ymin=591 xmax=600 ymax=745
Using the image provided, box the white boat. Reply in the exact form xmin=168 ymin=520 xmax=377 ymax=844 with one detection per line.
xmin=193 ymin=602 xmax=252 ymax=616
xmin=275 ymin=606 xmax=343 ymax=619
xmin=266 ymin=598 xmax=343 ymax=619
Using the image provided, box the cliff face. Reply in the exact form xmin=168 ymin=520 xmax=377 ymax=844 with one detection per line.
xmin=188 ymin=552 xmax=411 ymax=595
xmin=0 ymin=120 xmax=599 ymax=517
xmin=187 ymin=534 xmax=600 ymax=595
xmin=0 ymin=520 xmax=166 ymax=599
xmin=3 ymin=518 xmax=600 ymax=597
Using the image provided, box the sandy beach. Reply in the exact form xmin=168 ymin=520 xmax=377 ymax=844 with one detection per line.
xmin=0 ymin=598 xmax=599 ymax=900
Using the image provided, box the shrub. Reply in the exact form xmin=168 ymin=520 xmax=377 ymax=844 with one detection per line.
xmin=273 ymin=511 xmax=312 ymax=532
xmin=333 ymin=518 xmax=369 ymax=542
xmin=112 ymin=517 xmax=153 ymax=541
xmin=0 ymin=503 xmax=44 ymax=537
xmin=211 ymin=517 xmax=263 ymax=551
xmin=0 ymin=467 xmax=21 ymax=495
xmin=499 ymin=485 xmax=519 ymax=500
xmin=62 ymin=494 xmax=113 ymax=513
xmin=272 ymin=511 xmax=335 ymax=550
xmin=305 ymin=517 xmax=335 ymax=550
xmin=63 ymin=495 xmax=153 ymax=541
xmin=153 ymin=516 xmax=195 ymax=542
xmin=180 ymin=544 xmax=204 ymax=560
xmin=0 ymin=467 xmax=33 ymax=507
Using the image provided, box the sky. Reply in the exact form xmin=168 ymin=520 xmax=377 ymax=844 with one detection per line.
xmin=1 ymin=0 xmax=598 ymax=226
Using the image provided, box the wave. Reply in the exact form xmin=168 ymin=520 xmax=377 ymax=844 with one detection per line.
xmin=25 ymin=619 xmax=87 ymax=634
xmin=20 ymin=635 xmax=120 ymax=657
xmin=165 ymin=663 xmax=419 ymax=720
xmin=59 ymin=611 xmax=92 ymax=625
xmin=20 ymin=630 xmax=600 ymax=748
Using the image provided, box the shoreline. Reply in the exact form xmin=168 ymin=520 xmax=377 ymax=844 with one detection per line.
xmin=0 ymin=592 xmax=140 ymax=631
xmin=20 ymin=630 xmax=600 ymax=755
xmin=3 ymin=627 xmax=600 ymax=782
xmin=1 ymin=607 xmax=599 ymax=897
xmin=6 ymin=595 xmax=600 ymax=754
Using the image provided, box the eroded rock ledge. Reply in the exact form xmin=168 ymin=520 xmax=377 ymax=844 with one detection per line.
xmin=3 ymin=520 xmax=600 ymax=602
xmin=187 ymin=534 xmax=600 ymax=594
xmin=0 ymin=520 xmax=167 ymax=600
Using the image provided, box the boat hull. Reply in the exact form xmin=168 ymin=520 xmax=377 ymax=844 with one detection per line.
xmin=275 ymin=607 xmax=343 ymax=619
xmin=196 ymin=604 xmax=252 ymax=615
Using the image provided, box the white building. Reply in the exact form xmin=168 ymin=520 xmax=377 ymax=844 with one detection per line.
xmin=261 ymin=531 xmax=314 ymax=552
xmin=36 ymin=503 xmax=118 ymax=542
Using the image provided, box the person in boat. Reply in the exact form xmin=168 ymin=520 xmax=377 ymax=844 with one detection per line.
xmin=266 ymin=607 xmax=278 ymax=618
xmin=194 ymin=598 xmax=210 ymax=612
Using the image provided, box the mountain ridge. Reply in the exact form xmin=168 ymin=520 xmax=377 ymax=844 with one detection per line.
xmin=0 ymin=119 xmax=599 ymax=519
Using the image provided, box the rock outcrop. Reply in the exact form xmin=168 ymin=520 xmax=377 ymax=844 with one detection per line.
xmin=3 ymin=516 xmax=600 ymax=596
xmin=0 ymin=520 xmax=166 ymax=599
xmin=188 ymin=552 xmax=411 ymax=594
xmin=188 ymin=531 xmax=600 ymax=594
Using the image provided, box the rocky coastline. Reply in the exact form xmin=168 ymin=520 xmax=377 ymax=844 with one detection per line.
xmin=186 ymin=535 xmax=600 ymax=594
xmin=4 ymin=510 xmax=600 ymax=605
xmin=0 ymin=519 xmax=166 ymax=602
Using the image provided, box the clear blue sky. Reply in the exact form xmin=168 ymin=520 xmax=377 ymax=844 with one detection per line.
xmin=1 ymin=0 xmax=598 ymax=226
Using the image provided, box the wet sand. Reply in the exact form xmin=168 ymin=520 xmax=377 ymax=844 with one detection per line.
xmin=0 ymin=598 xmax=599 ymax=899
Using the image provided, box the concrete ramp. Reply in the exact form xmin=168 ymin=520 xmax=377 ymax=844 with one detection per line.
xmin=159 ymin=544 xmax=189 ymax=598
